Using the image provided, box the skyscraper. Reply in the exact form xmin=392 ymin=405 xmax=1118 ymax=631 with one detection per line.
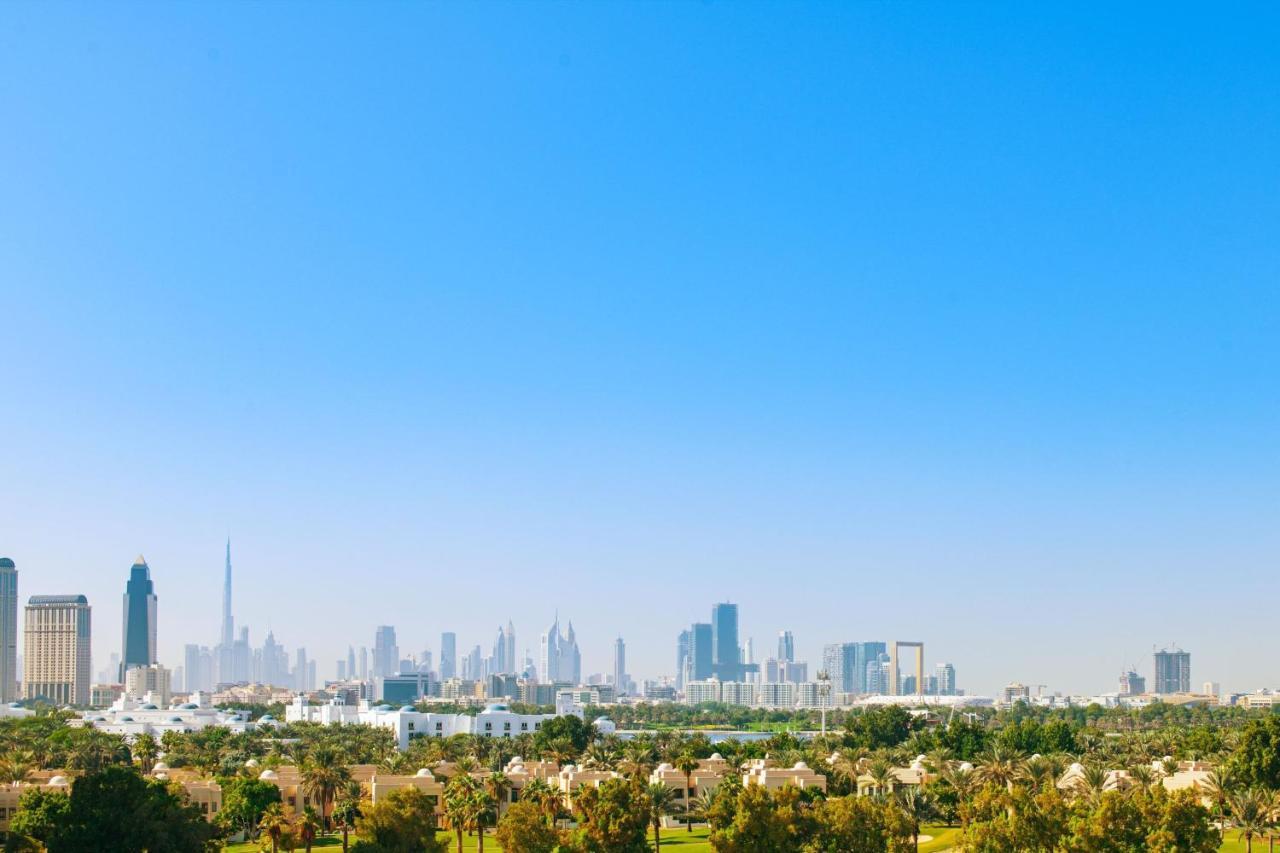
xmin=492 ymin=625 xmax=508 ymax=674
xmin=935 ymin=662 xmax=956 ymax=696
xmin=689 ymin=622 xmax=713 ymax=682
xmin=539 ymin=615 xmax=581 ymax=684
xmin=440 ymin=632 xmax=457 ymax=680
xmin=120 ymin=556 xmax=157 ymax=679
xmin=506 ymin=620 xmax=516 ymax=675
xmin=675 ymin=629 xmax=691 ymax=690
xmin=24 ymin=595 xmax=91 ymax=705
xmin=0 ymin=558 xmax=16 ymax=703
xmin=777 ymin=630 xmax=795 ymax=663
xmin=221 ymin=538 xmax=233 ymax=649
xmin=823 ymin=642 xmax=888 ymax=694
xmin=613 ymin=637 xmax=627 ymax=696
xmin=373 ymin=626 xmax=399 ymax=679
xmin=1153 ymin=647 xmax=1191 ymax=694
xmin=711 ymin=602 xmax=740 ymax=681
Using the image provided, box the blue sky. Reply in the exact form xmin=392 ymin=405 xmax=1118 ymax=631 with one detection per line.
xmin=1 ymin=3 xmax=1276 ymax=695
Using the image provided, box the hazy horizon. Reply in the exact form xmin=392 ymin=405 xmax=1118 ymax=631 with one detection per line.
xmin=2 ymin=3 xmax=1276 ymax=698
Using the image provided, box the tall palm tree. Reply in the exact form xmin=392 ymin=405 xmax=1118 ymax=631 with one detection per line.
xmin=941 ymin=765 xmax=978 ymax=828
xmin=895 ymin=787 xmax=936 ymax=853
xmin=332 ymin=780 xmax=363 ymax=853
xmin=1231 ymin=789 xmax=1273 ymax=853
xmin=673 ymin=752 xmax=700 ymax=831
xmin=621 ymin=740 xmax=656 ymax=781
xmin=444 ymin=775 xmax=479 ymax=853
xmin=484 ymin=771 xmax=512 ymax=819
xmin=1200 ymin=768 xmax=1237 ymax=825
xmin=522 ymin=778 xmax=561 ymax=827
xmin=301 ymin=745 xmax=351 ymax=833
xmin=297 ymin=806 xmax=321 ymax=853
xmin=646 ymin=782 xmax=678 ymax=852
xmin=131 ymin=733 xmax=158 ymax=775
xmin=258 ymin=803 xmax=290 ymax=853
xmin=470 ymin=789 xmax=495 ymax=853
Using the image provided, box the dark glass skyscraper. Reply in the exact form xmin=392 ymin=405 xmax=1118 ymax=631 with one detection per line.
xmin=711 ymin=602 xmax=741 ymax=681
xmin=120 ymin=556 xmax=157 ymax=679
xmin=0 ymin=558 xmax=16 ymax=703
xmin=690 ymin=623 xmax=713 ymax=681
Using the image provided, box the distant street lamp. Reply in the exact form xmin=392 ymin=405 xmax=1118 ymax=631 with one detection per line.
xmin=816 ymin=670 xmax=832 ymax=736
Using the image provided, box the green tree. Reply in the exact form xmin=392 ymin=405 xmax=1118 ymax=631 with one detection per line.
xmin=1228 ymin=788 xmax=1272 ymax=853
xmin=218 ymin=776 xmax=283 ymax=841
xmin=707 ymin=783 xmax=810 ymax=853
xmin=845 ymin=706 xmax=918 ymax=751
xmin=1232 ymin=717 xmax=1280 ymax=790
xmin=44 ymin=766 xmax=217 ymax=853
xmin=533 ymin=715 xmax=592 ymax=755
xmin=804 ymin=795 xmax=899 ymax=852
xmin=494 ymin=800 xmax=560 ymax=853
xmin=8 ymin=787 xmax=70 ymax=843
xmin=351 ymin=786 xmax=447 ymax=853
xmin=571 ymin=778 xmax=651 ymax=853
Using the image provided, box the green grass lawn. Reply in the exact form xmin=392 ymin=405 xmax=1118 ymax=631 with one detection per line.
xmin=223 ymin=825 xmax=1264 ymax=852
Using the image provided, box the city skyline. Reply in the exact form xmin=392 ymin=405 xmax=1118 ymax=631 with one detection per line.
xmin=2 ymin=3 xmax=1277 ymax=697
xmin=0 ymin=544 xmax=1231 ymax=701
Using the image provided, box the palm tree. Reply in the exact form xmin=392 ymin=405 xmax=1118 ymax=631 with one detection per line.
xmin=1200 ymin=768 xmax=1237 ymax=825
xmin=1074 ymin=763 xmax=1112 ymax=804
xmin=484 ymin=771 xmax=512 ymax=819
xmin=258 ymin=803 xmax=290 ymax=853
xmin=975 ymin=745 xmax=1026 ymax=792
xmin=297 ymin=806 xmax=321 ymax=853
xmin=583 ymin=743 xmax=617 ymax=770
xmin=0 ymin=752 xmax=34 ymax=786
xmin=521 ymin=778 xmax=561 ymax=827
xmin=646 ymin=782 xmax=678 ymax=851
xmin=940 ymin=765 xmax=978 ymax=828
xmin=301 ymin=745 xmax=351 ymax=833
xmin=895 ymin=787 xmax=936 ymax=853
xmin=332 ymin=780 xmax=363 ymax=853
xmin=470 ymin=789 xmax=496 ymax=853
xmin=674 ymin=752 xmax=700 ymax=831
xmin=131 ymin=733 xmax=158 ymax=774
xmin=1128 ymin=764 xmax=1157 ymax=789
xmin=866 ymin=758 xmax=896 ymax=798
xmin=621 ymin=740 xmax=656 ymax=781
xmin=1231 ymin=789 xmax=1273 ymax=853
xmin=444 ymin=776 xmax=479 ymax=853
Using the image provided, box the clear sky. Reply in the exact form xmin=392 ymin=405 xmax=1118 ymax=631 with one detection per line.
xmin=1 ymin=3 xmax=1276 ymax=697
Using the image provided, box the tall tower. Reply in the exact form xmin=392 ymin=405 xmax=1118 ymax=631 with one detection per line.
xmin=0 ymin=558 xmax=16 ymax=702
xmin=505 ymin=620 xmax=516 ymax=675
xmin=221 ymin=538 xmax=234 ymax=647
xmin=711 ymin=602 xmax=740 ymax=681
xmin=613 ymin=636 xmax=627 ymax=696
xmin=120 ymin=556 xmax=157 ymax=679
xmin=25 ymin=595 xmax=92 ymax=705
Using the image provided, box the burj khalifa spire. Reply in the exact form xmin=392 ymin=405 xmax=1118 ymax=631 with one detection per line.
xmin=221 ymin=537 xmax=234 ymax=646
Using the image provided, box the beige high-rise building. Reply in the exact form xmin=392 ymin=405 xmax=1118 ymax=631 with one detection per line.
xmin=124 ymin=663 xmax=172 ymax=706
xmin=23 ymin=595 xmax=92 ymax=706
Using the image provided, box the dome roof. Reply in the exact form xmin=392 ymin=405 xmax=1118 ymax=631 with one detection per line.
xmin=259 ymin=769 xmax=279 ymax=781
xmin=49 ymin=776 xmax=68 ymax=786
xmin=482 ymin=703 xmax=509 ymax=713
xmin=793 ymin=761 xmax=809 ymax=770
xmin=120 ymin=716 xmax=134 ymax=722
xmin=400 ymin=706 xmax=415 ymax=712
xmin=710 ymin=753 xmax=723 ymax=761
xmin=153 ymin=762 xmax=169 ymax=771
xmin=141 ymin=704 xmax=159 ymax=710
xmin=415 ymin=768 xmax=434 ymax=778
xmin=154 ymin=772 xmax=168 ymax=780
xmin=0 ymin=558 xmax=13 ymax=568
xmin=245 ymin=759 xmax=259 ymax=768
